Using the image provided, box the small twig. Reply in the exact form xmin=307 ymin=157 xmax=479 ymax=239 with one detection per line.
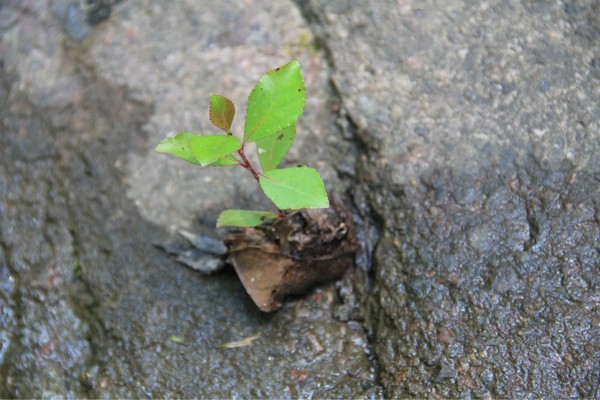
xmin=236 ymin=145 xmax=260 ymax=181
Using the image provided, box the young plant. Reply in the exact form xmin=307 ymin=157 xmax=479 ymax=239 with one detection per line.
xmin=155 ymin=60 xmax=329 ymax=227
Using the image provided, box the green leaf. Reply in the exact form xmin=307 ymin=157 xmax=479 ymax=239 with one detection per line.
xmin=187 ymin=135 xmax=241 ymax=166
xmin=217 ymin=209 xmax=279 ymax=227
xmin=209 ymin=155 xmax=239 ymax=166
xmin=259 ymin=166 xmax=329 ymax=210
xmin=209 ymin=94 xmax=235 ymax=132
xmin=155 ymin=132 xmax=202 ymax=164
xmin=244 ymin=60 xmax=306 ymax=143
xmin=256 ymin=125 xmax=295 ymax=172
xmin=156 ymin=133 xmax=240 ymax=165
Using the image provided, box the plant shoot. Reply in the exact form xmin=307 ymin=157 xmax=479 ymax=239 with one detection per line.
xmin=155 ymin=60 xmax=329 ymax=227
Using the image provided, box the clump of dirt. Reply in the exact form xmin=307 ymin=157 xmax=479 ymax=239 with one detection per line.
xmin=224 ymin=203 xmax=357 ymax=312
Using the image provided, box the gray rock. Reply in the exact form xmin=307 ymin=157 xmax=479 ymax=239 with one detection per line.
xmin=54 ymin=1 xmax=91 ymax=41
xmin=0 ymin=0 xmax=378 ymax=397
xmin=178 ymin=230 xmax=227 ymax=257
xmin=1 ymin=0 xmax=598 ymax=397
xmin=53 ymin=0 xmax=120 ymax=42
xmin=297 ymin=0 xmax=599 ymax=398
xmin=84 ymin=0 xmax=116 ymax=26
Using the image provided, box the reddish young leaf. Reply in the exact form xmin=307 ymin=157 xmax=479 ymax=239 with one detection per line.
xmin=209 ymin=94 xmax=235 ymax=133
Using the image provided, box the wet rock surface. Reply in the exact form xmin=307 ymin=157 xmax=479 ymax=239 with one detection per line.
xmin=0 ymin=1 xmax=377 ymax=397
xmin=298 ymin=0 xmax=599 ymax=398
xmin=0 ymin=0 xmax=598 ymax=398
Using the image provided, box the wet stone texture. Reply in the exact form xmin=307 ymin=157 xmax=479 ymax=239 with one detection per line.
xmin=0 ymin=0 xmax=378 ymax=397
xmin=297 ymin=0 xmax=599 ymax=398
xmin=0 ymin=0 xmax=598 ymax=398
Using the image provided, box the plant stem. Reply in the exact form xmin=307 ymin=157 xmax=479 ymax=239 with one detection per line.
xmin=233 ymin=139 xmax=287 ymax=221
xmin=237 ymin=146 xmax=260 ymax=182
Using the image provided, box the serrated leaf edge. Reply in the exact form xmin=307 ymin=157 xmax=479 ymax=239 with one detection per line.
xmin=243 ymin=60 xmax=306 ymax=143
xmin=259 ymin=167 xmax=329 ymax=210
xmin=209 ymin=94 xmax=236 ymax=133
xmin=188 ymin=135 xmax=241 ymax=166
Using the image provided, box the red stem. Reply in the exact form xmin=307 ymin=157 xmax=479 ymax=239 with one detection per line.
xmin=237 ymin=145 xmax=260 ymax=182
xmin=233 ymin=141 xmax=287 ymax=220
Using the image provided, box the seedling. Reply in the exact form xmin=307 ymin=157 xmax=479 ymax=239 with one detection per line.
xmin=155 ymin=60 xmax=329 ymax=227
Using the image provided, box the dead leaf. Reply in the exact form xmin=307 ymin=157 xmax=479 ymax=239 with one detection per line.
xmin=218 ymin=333 xmax=261 ymax=349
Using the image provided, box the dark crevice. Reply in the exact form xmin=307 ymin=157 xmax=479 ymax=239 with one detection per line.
xmin=293 ymin=0 xmax=387 ymax=394
xmin=515 ymin=157 xmax=545 ymax=253
xmin=523 ymin=202 xmax=541 ymax=251
xmin=291 ymin=0 xmax=337 ymax=70
xmin=292 ymin=0 xmax=383 ymax=269
xmin=293 ymin=2 xmax=379 ymax=157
